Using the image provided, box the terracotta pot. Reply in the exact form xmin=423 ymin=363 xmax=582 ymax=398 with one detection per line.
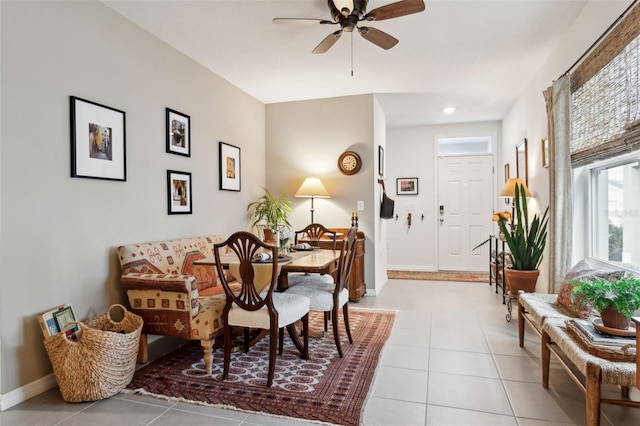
xmin=504 ymin=269 xmax=539 ymax=295
xmin=600 ymin=306 xmax=631 ymax=330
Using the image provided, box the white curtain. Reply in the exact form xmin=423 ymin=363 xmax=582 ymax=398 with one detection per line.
xmin=544 ymin=75 xmax=572 ymax=293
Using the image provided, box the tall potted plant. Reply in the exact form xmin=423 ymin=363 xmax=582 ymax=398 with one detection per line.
xmin=497 ymin=183 xmax=549 ymax=294
xmin=247 ymin=187 xmax=293 ymax=243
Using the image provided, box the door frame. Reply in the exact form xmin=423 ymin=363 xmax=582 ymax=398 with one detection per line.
xmin=433 ymin=132 xmax=500 ymax=272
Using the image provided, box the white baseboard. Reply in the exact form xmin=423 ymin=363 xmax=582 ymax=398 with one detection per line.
xmin=0 ymin=373 xmax=57 ymax=411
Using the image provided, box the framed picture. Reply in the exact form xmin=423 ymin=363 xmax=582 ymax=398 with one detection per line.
xmin=219 ymin=142 xmax=241 ymax=191
xmin=166 ymin=108 xmax=190 ymax=157
xmin=378 ymin=145 xmax=384 ymax=177
xmin=504 ymin=163 xmax=510 ymax=183
xmin=70 ymin=96 xmax=126 ymax=181
xmin=167 ymin=170 xmax=192 ymax=214
xmin=396 ymin=177 xmax=418 ymax=195
xmin=541 ymin=137 xmax=549 ymax=168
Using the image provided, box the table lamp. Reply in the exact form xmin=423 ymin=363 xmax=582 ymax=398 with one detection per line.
xmin=499 ymin=177 xmax=531 ymax=221
xmin=295 ymin=177 xmax=330 ymax=223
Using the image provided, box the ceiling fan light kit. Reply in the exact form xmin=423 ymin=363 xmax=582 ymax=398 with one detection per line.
xmin=273 ymin=0 xmax=425 ymax=54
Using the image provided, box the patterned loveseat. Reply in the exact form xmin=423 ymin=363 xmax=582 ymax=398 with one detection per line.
xmin=117 ymin=235 xmax=239 ymax=373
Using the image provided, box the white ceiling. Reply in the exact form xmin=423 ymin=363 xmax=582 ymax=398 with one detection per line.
xmin=103 ymin=0 xmax=592 ymax=128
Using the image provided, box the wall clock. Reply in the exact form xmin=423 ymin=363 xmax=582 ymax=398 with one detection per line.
xmin=338 ymin=151 xmax=362 ymax=175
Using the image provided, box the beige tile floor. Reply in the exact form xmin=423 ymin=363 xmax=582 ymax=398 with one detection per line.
xmin=3 ymin=278 xmax=640 ymax=425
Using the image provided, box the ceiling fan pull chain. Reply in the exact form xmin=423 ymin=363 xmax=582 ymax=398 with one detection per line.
xmin=351 ymin=31 xmax=354 ymax=77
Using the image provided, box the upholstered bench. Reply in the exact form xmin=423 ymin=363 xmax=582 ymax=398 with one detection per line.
xmin=117 ymin=235 xmax=240 ymax=373
xmin=541 ymin=319 xmax=638 ymax=425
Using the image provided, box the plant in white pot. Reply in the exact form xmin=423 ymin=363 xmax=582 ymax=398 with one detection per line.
xmin=495 ymin=183 xmax=549 ymax=294
xmin=571 ymin=274 xmax=640 ymax=330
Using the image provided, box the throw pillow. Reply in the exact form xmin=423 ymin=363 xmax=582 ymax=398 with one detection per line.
xmin=555 ymin=260 xmax=625 ymax=318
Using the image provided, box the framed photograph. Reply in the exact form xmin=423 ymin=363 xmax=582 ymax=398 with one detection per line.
xmin=166 ymin=108 xmax=190 ymax=157
xmin=167 ymin=170 xmax=192 ymax=214
xmin=396 ymin=177 xmax=418 ymax=195
xmin=541 ymin=137 xmax=549 ymax=168
xmin=70 ymin=96 xmax=126 ymax=181
xmin=219 ymin=142 xmax=241 ymax=191
xmin=504 ymin=163 xmax=510 ymax=183
xmin=378 ymin=145 xmax=384 ymax=177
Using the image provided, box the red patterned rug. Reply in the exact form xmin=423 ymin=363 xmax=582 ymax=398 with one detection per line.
xmin=388 ymin=270 xmax=489 ymax=282
xmin=124 ymin=308 xmax=395 ymax=426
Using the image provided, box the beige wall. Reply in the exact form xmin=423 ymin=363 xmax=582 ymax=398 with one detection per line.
xmin=265 ymin=94 xmax=382 ymax=293
xmin=0 ymin=1 xmax=265 ymax=397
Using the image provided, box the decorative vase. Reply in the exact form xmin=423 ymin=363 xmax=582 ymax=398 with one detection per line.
xmin=504 ymin=269 xmax=539 ymax=295
xmin=599 ymin=306 xmax=630 ymax=330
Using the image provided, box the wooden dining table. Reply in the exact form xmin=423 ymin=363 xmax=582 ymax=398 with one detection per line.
xmin=194 ymin=248 xmax=340 ymax=291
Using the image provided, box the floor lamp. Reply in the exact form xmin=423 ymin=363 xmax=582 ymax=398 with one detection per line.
xmin=295 ymin=177 xmax=330 ymax=224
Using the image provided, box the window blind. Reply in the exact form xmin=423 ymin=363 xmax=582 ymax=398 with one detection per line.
xmin=569 ymin=3 xmax=640 ymax=167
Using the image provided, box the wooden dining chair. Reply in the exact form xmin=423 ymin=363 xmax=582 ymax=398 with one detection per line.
xmin=284 ymin=226 xmax=357 ymax=357
xmin=289 ymin=223 xmax=339 ymax=287
xmin=213 ymin=231 xmax=310 ymax=387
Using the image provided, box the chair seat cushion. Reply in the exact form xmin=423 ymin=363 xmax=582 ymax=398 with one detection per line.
xmin=288 ymin=273 xmax=334 ymax=287
xmin=286 ymin=282 xmax=348 ymax=311
xmin=228 ymin=293 xmax=310 ymax=329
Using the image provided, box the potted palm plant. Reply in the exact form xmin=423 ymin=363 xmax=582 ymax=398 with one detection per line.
xmin=247 ymin=187 xmax=293 ymax=243
xmin=497 ymin=183 xmax=549 ymax=294
xmin=571 ymin=274 xmax=640 ymax=330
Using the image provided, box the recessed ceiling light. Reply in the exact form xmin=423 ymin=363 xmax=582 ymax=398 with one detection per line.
xmin=443 ymin=107 xmax=456 ymax=114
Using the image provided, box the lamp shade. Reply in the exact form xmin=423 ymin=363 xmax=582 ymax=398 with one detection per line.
xmin=500 ymin=178 xmax=531 ymax=198
xmin=295 ymin=177 xmax=330 ymax=198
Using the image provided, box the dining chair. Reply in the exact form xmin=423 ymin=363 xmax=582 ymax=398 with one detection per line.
xmin=213 ymin=231 xmax=310 ymax=387
xmin=284 ymin=226 xmax=357 ymax=357
xmin=289 ymin=223 xmax=339 ymax=287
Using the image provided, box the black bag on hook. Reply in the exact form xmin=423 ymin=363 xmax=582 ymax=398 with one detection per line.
xmin=379 ymin=180 xmax=395 ymax=219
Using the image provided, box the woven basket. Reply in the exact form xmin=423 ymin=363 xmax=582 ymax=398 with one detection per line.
xmin=43 ymin=304 xmax=143 ymax=402
xmin=566 ymin=320 xmax=636 ymax=362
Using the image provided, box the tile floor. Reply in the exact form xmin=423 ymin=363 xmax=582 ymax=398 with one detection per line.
xmin=3 ymin=278 xmax=640 ymax=425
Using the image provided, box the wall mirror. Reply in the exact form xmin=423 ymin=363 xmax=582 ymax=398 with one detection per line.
xmin=516 ymin=138 xmax=528 ymax=185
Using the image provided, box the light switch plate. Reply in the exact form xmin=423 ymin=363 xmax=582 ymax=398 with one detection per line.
xmin=357 ymin=200 xmax=364 ymax=211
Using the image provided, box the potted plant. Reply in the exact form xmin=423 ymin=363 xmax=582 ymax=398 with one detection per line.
xmin=571 ymin=274 xmax=640 ymax=330
xmin=497 ymin=183 xmax=549 ymax=294
xmin=247 ymin=187 xmax=293 ymax=243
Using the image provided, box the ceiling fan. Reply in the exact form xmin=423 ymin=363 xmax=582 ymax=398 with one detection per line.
xmin=273 ymin=0 xmax=426 ymax=54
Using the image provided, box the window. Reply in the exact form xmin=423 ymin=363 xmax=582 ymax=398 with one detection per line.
xmin=589 ymin=156 xmax=640 ymax=272
xmin=437 ymin=136 xmax=492 ymax=156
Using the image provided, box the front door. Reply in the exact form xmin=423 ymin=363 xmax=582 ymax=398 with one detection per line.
xmin=437 ymin=155 xmax=493 ymax=271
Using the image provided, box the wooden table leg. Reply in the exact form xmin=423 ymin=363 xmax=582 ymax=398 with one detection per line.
xmin=586 ymin=363 xmax=602 ymax=426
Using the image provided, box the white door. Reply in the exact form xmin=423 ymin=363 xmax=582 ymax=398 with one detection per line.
xmin=438 ymin=155 xmax=494 ymax=271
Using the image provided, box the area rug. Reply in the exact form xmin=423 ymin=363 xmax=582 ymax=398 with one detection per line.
xmin=124 ymin=308 xmax=395 ymax=426
xmin=388 ymin=270 xmax=489 ymax=282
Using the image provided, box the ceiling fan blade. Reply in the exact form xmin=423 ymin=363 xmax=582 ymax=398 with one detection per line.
xmin=312 ymin=30 xmax=343 ymax=54
xmin=358 ymin=27 xmax=398 ymax=50
xmin=272 ymin=18 xmax=334 ymax=25
xmin=363 ymin=0 xmax=425 ymax=21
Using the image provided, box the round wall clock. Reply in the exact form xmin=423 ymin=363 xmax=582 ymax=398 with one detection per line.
xmin=338 ymin=151 xmax=362 ymax=175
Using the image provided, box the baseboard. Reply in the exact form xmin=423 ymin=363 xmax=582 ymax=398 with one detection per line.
xmin=0 ymin=373 xmax=57 ymax=411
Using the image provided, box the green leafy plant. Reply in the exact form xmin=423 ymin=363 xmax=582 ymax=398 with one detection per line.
xmin=571 ymin=274 xmax=640 ymax=318
xmin=247 ymin=187 xmax=293 ymax=231
xmin=497 ymin=183 xmax=549 ymax=270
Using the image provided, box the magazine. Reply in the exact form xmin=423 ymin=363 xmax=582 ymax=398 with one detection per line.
xmin=571 ymin=318 xmax=636 ymax=347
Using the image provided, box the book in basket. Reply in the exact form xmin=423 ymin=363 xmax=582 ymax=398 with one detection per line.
xmin=37 ymin=304 xmax=79 ymax=339
xmin=571 ymin=318 xmax=636 ymax=347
